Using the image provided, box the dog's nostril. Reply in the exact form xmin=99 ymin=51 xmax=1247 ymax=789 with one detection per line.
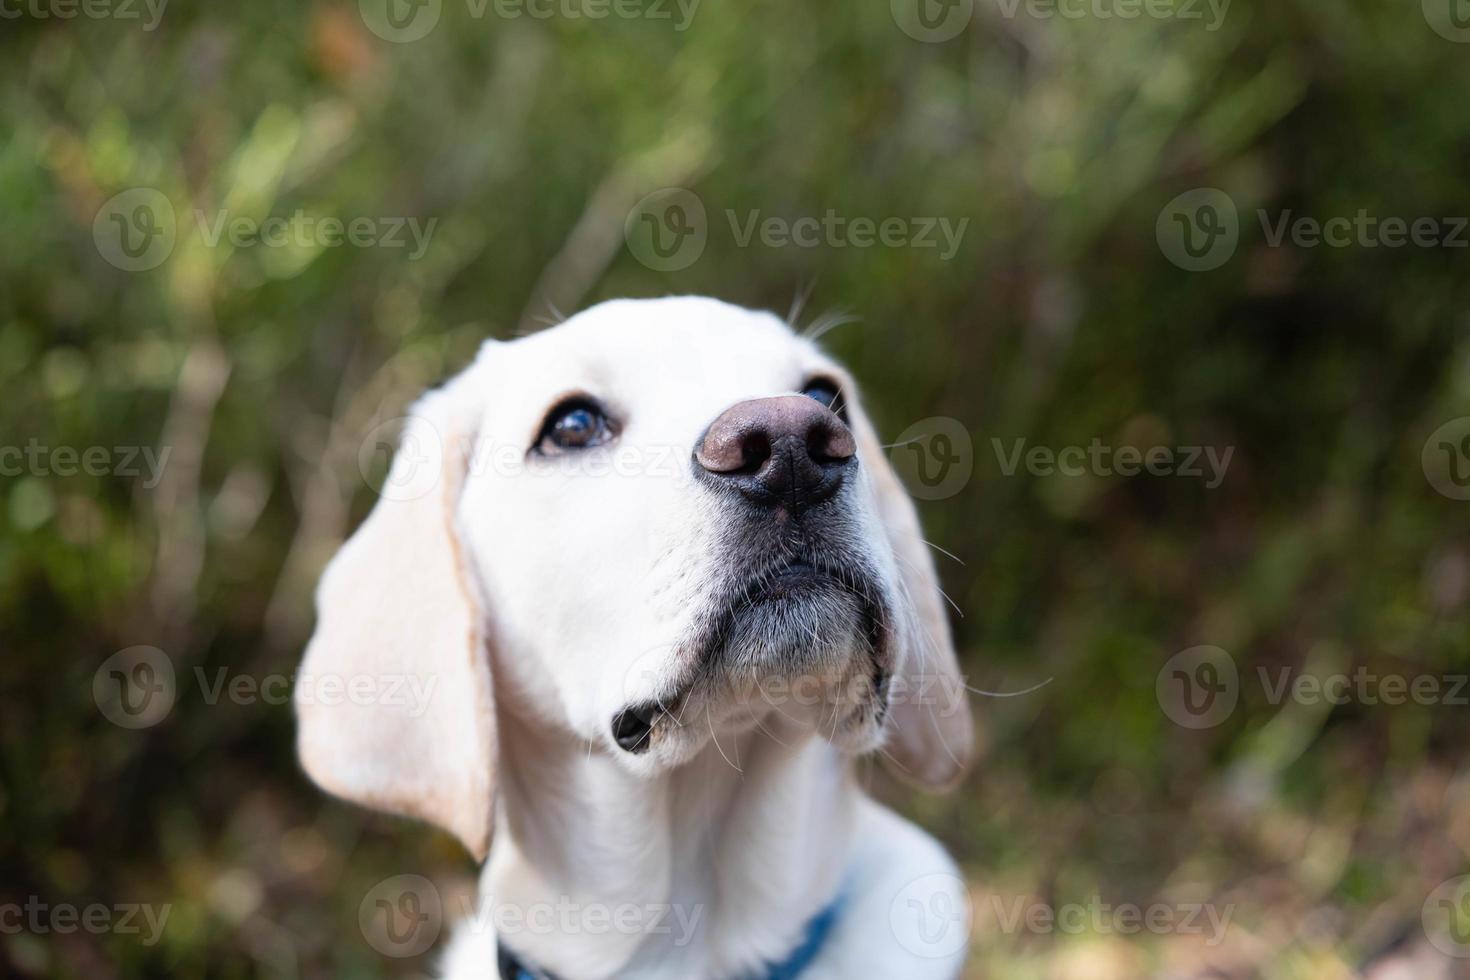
xmin=808 ymin=422 xmax=852 ymax=464
xmin=740 ymin=431 xmax=771 ymax=472
xmin=612 ymin=705 xmax=658 ymax=754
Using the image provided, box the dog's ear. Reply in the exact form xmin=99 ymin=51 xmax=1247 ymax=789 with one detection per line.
xmin=841 ymin=381 xmax=974 ymax=791
xmin=295 ymin=365 xmax=496 ymax=861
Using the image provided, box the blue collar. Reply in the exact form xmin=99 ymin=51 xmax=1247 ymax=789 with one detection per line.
xmin=757 ymin=897 xmax=841 ymax=980
xmin=496 ymin=897 xmax=843 ymax=980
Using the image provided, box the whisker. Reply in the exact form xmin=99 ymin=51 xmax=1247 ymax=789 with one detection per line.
xmin=892 ymin=550 xmax=965 ymax=619
xmin=890 ymin=575 xmax=968 ymax=777
xmin=876 ymin=744 xmax=913 ymax=775
xmin=890 ymin=530 xmax=966 ymax=566
xmin=965 ymin=677 xmax=1054 ymax=698
xmin=802 ymin=309 xmax=862 ymax=343
xmin=655 ymin=692 xmax=684 ymax=728
xmin=828 ymin=389 xmax=850 ymax=419
xmin=707 ymin=705 xmax=743 ymax=774
xmin=787 ymin=280 xmax=817 ymax=329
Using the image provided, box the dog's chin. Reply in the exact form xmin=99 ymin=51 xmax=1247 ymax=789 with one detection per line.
xmin=722 ymin=564 xmax=869 ymax=672
xmin=609 ymin=563 xmax=894 ymax=774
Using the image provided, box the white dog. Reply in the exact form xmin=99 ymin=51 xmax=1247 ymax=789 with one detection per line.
xmin=296 ymin=296 xmax=974 ymax=979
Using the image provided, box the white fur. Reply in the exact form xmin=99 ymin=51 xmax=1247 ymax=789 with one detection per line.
xmin=296 ymin=297 xmax=973 ymax=979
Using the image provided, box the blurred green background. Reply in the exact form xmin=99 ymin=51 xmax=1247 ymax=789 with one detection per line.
xmin=4 ymin=0 xmax=1470 ymax=976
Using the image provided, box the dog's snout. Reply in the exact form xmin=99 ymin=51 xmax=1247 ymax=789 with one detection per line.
xmin=695 ymin=395 xmax=856 ymax=511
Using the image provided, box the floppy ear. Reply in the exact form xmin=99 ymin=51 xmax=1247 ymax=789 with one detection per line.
xmin=295 ymin=367 xmax=496 ymax=861
xmin=843 ymin=386 xmax=974 ymax=791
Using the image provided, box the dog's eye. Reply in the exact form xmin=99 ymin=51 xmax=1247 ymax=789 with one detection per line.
xmin=536 ymin=398 xmax=614 ymax=453
xmin=800 ymin=378 xmax=846 ymax=419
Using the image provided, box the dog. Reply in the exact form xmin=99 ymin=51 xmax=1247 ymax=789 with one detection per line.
xmin=295 ymin=296 xmax=974 ymax=979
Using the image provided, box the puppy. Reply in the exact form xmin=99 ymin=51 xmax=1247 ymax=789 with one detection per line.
xmin=296 ymin=296 xmax=973 ymax=979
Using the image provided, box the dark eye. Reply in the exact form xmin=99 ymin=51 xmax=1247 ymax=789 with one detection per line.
xmin=535 ymin=398 xmax=615 ymax=453
xmin=800 ymin=378 xmax=846 ymax=419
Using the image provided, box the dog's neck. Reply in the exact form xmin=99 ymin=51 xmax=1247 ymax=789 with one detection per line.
xmin=481 ymin=701 xmax=859 ymax=979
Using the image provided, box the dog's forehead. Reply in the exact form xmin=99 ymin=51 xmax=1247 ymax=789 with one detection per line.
xmin=475 ymin=298 xmax=836 ymax=425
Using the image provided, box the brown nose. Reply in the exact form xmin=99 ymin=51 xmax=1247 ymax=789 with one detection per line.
xmin=695 ymin=395 xmax=857 ymax=512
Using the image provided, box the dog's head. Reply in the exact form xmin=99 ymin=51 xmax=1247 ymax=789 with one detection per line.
xmin=296 ymin=297 xmax=972 ymax=859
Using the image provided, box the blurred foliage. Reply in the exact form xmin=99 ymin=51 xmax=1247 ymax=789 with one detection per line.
xmin=3 ymin=0 xmax=1470 ymax=976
